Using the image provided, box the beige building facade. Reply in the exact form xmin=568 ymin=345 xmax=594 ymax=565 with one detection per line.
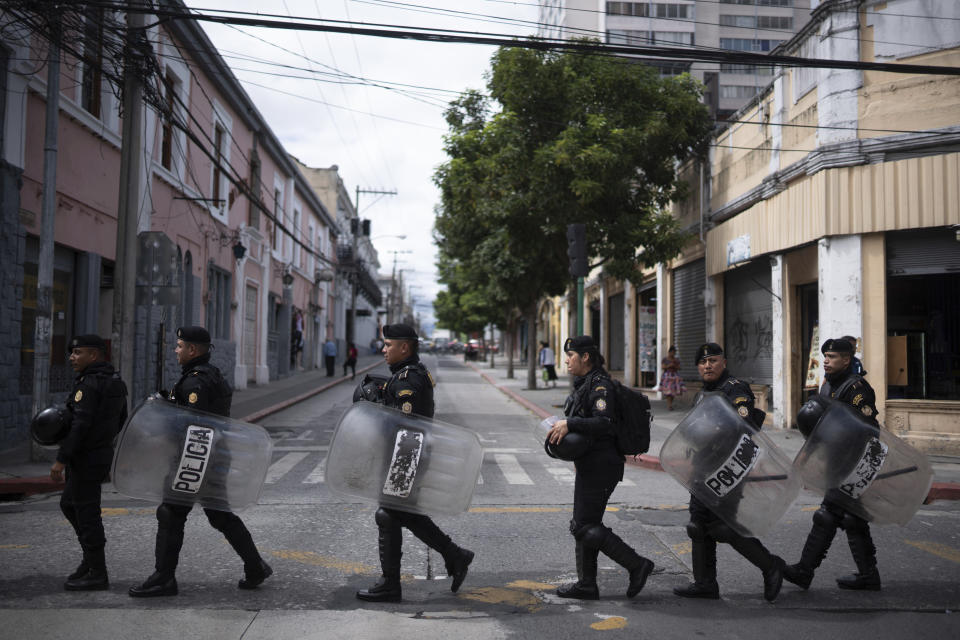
xmin=544 ymin=0 xmax=960 ymax=455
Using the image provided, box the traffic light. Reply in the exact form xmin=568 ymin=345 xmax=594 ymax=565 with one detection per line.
xmin=566 ymin=223 xmax=588 ymax=277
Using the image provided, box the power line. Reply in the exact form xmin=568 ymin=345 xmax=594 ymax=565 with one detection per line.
xmin=97 ymin=2 xmax=960 ymax=76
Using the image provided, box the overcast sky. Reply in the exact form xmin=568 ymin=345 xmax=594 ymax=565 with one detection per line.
xmin=182 ymin=1 xmax=542 ymax=335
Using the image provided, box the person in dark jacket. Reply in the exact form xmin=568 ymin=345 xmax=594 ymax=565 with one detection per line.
xmin=547 ymin=335 xmax=654 ymax=600
xmin=129 ymin=326 xmax=271 ymax=597
xmin=673 ymin=343 xmax=785 ymax=602
xmin=52 ymin=335 xmax=128 ymax=591
xmin=784 ymin=337 xmax=882 ymax=591
xmin=355 ymin=323 xmax=474 ymax=603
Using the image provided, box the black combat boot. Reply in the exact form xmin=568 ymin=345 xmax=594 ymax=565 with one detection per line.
xmin=784 ymin=508 xmax=839 ymax=590
xmin=557 ymin=542 xmax=600 ymax=600
xmin=129 ymin=525 xmax=182 ymax=597
xmin=65 ymin=547 xmax=109 ymax=591
xmin=129 ymin=571 xmax=178 ymax=597
xmin=836 ymin=528 xmax=881 ymax=591
xmin=218 ymin=518 xmax=272 ymax=590
xmin=67 ymin=560 xmax=89 ymax=581
xmin=673 ymin=540 xmax=719 ymax=599
xmin=239 ymin=560 xmax=274 ymax=590
xmin=599 ymin=530 xmax=655 ymax=598
xmin=444 ymin=546 xmax=475 ymax=593
xmin=357 ymin=510 xmax=403 ymax=602
xmin=400 ymin=512 xmax=474 ymax=593
xmin=727 ymin=534 xmax=785 ymax=602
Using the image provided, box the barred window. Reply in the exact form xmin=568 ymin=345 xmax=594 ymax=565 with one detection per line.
xmin=720 ymin=38 xmax=784 ymax=52
xmin=206 ymin=265 xmax=231 ymax=340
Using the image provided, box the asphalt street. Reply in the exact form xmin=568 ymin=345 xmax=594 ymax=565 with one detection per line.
xmin=1 ymin=355 xmax=958 ymax=639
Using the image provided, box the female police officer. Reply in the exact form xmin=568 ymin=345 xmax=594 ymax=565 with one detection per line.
xmin=546 ymin=336 xmax=654 ymax=599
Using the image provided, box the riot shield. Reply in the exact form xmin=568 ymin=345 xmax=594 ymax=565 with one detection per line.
xmin=793 ymin=399 xmax=933 ymax=525
xmin=533 ymin=416 xmax=592 ymax=461
xmin=660 ymin=392 xmax=800 ymax=537
xmin=325 ymin=401 xmax=483 ymax=516
xmin=112 ymin=395 xmax=273 ymax=511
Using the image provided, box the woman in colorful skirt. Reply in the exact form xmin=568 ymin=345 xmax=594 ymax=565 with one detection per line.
xmin=659 ymin=346 xmax=686 ymax=410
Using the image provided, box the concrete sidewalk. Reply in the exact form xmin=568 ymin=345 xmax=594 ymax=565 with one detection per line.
xmin=465 ymin=357 xmax=960 ymax=502
xmin=0 ymin=353 xmax=385 ymax=499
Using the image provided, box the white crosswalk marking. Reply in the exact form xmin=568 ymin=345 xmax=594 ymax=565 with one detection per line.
xmin=265 ymin=452 xmax=309 ymax=483
xmin=303 ymin=458 xmax=326 ymax=484
xmin=620 ymin=477 xmax=636 ymax=486
xmin=546 ymin=465 xmax=575 ymax=484
xmin=494 ymin=453 xmax=534 ymax=485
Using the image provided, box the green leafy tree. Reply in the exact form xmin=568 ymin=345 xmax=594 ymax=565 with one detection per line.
xmin=435 ymin=44 xmax=711 ymax=387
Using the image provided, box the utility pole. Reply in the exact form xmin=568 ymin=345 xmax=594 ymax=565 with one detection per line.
xmin=30 ymin=11 xmax=60 ymax=459
xmin=387 ymin=249 xmax=411 ymax=324
xmin=350 ymin=187 xmax=396 ymax=342
xmin=112 ymin=8 xmax=146 ymax=399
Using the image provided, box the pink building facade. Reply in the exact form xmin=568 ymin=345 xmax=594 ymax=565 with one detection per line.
xmin=0 ymin=3 xmax=356 ymax=446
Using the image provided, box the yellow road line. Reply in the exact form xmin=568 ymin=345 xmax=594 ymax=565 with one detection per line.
xmin=904 ymin=540 xmax=960 ymax=564
xmin=591 ymin=616 xmax=628 ymax=630
xmin=506 ymin=579 xmax=555 ymax=590
xmin=269 ymin=549 xmax=377 ymax=575
xmin=469 ymin=507 xmax=567 ymax=513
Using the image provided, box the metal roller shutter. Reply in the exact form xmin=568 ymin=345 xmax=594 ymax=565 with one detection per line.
xmin=887 ymin=228 xmax=960 ymax=276
xmin=672 ymin=259 xmax=706 ymax=382
xmin=724 ymin=260 xmax=773 ymax=385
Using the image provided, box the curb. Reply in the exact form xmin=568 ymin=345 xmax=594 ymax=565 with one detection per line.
xmin=239 ymin=361 xmax=381 ymax=423
xmin=0 ymin=476 xmax=64 ymax=498
xmin=924 ymin=482 xmax=960 ymax=504
xmin=465 ymin=362 xmax=960 ymax=502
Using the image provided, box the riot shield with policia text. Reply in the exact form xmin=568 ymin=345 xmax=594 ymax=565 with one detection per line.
xmin=325 ymin=401 xmax=483 ymax=516
xmin=112 ymin=394 xmax=273 ymax=511
xmin=792 ymin=398 xmax=933 ymax=526
xmin=659 ymin=392 xmax=801 ymax=538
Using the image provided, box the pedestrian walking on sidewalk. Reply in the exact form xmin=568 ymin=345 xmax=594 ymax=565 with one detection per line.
xmin=355 ymin=323 xmax=474 ymax=603
xmin=784 ymin=337 xmax=882 ymax=592
xmin=343 ymin=342 xmax=358 ymax=379
xmin=547 ymin=335 xmax=654 ymax=600
xmin=673 ymin=342 xmax=784 ymax=602
xmin=49 ymin=334 xmax=128 ymax=591
xmin=129 ymin=326 xmax=272 ymax=598
xmin=658 ymin=346 xmax=686 ymax=410
xmin=539 ymin=340 xmax=558 ymax=388
xmin=323 ymin=338 xmax=337 ymax=377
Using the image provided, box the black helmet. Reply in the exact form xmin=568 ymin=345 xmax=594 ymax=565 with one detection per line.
xmin=797 ymin=396 xmax=829 ymax=438
xmin=30 ymin=406 xmax=72 ymax=447
xmin=544 ymin=431 xmax=592 ymax=461
xmin=353 ymin=375 xmax=389 ymax=403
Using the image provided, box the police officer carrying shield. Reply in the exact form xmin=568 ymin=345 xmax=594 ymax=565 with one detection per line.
xmin=47 ymin=335 xmax=128 ymax=591
xmin=673 ymin=343 xmax=785 ymax=602
xmin=129 ymin=326 xmax=272 ymax=597
xmin=784 ymin=338 xmax=882 ymax=591
xmin=355 ymin=324 xmax=474 ymax=603
xmin=547 ymin=336 xmax=654 ymax=600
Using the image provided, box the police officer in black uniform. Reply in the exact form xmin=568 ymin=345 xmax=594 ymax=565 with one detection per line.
xmin=784 ymin=337 xmax=882 ymax=591
xmin=673 ymin=343 xmax=785 ymax=602
xmin=129 ymin=326 xmax=272 ymax=597
xmin=547 ymin=336 xmax=654 ymax=600
xmin=355 ymin=324 xmax=474 ymax=603
xmin=50 ymin=335 xmax=128 ymax=591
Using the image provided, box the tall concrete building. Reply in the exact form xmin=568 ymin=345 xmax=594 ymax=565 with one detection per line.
xmin=537 ymin=1 xmax=811 ymax=118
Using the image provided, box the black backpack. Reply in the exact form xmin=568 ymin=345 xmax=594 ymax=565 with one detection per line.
xmin=610 ymin=379 xmax=652 ymax=455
